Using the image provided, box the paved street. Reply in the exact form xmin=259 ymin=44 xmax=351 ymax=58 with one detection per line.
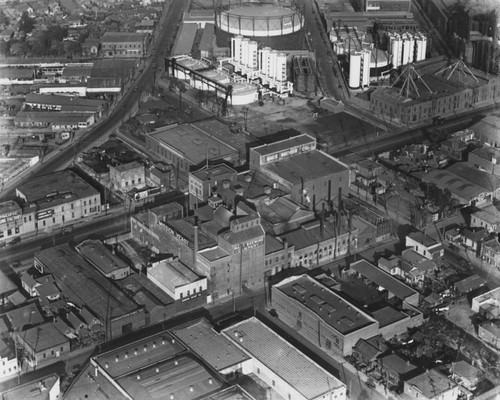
xmin=298 ymin=0 xmax=345 ymax=99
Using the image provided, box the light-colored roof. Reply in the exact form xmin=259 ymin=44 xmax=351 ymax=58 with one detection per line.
xmin=170 ymin=319 xmax=250 ymax=371
xmin=25 ymin=93 xmax=103 ymax=108
xmin=406 ymin=369 xmax=457 ymax=398
xmin=223 ymin=318 xmax=345 ymax=399
xmin=452 ymin=361 xmax=482 ymax=383
xmin=148 ymin=259 xmax=201 ymax=290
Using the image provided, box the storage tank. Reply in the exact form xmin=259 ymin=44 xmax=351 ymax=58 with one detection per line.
xmin=414 ymin=33 xmax=427 ymax=62
xmin=389 ymin=33 xmax=402 ymax=68
xmin=361 ymin=49 xmax=371 ymax=87
xmin=259 ymin=47 xmax=272 ymax=76
xmin=240 ymin=38 xmax=250 ymax=67
xmin=231 ymin=35 xmax=243 ymax=63
xmin=269 ymin=50 xmax=278 ymax=79
xmin=275 ymin=52 xmax=287 ymax=82
xmin=402 ymin=33 xmax=414 ymax=66
xmin=349 ymin=52 xmax=362 ymax=88
xmin=247 ymin=40 xmax=258 ymax=69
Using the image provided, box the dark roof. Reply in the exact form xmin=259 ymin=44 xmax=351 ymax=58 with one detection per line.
xmin=381 ymin=354 xmax=417 ymax=375
xmin=350 ymin=260 xmax=418 ymax=301
xmin=274 ymin=274 xmax=377 ymax=335
xmin=34 ymin=244 xmax=141 ymax=321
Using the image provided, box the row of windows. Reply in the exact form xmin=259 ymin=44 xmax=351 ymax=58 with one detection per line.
xmin=123 ymin=177 xmax=142 ymax=187
xmin=42 ymin=346 xmax=65 ymax=358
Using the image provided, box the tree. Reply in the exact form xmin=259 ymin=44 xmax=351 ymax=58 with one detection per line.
xmin=9 ymin=40 xmax=29 ymax=56
xmin=0 ymin=10 xmax=10 ymax=26
xmin=18 ymin=12 xmax=35 ymax=34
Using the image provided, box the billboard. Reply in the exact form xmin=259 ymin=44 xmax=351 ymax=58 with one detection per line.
xmin=0 ymin=210 xmax=22 ymax=225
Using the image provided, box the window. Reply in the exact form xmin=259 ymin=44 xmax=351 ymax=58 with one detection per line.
xmin=272 ymin=380 xmax=275 ymax=387
xmin=257 ymin=368 xmax=260 ymax=374
xmin=60 ymin=346 xmax=64 ymax=352
xmin=83 ymin=200 xmax=86 ymax=206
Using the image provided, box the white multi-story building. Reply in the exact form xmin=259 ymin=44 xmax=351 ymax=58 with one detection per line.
xmin=15 ymin=170 xmax=101 ymax=235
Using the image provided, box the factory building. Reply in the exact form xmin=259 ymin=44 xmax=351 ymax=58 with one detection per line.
xmin=371 ymin=56 xmax=500 ymax=125
xmin=230 ymin=35 xmax=292 ymax=94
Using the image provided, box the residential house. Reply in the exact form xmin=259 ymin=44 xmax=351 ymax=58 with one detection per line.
xmin=478 ymin=320 xmax=500 ymax=349
xmin=470 ymin=204 xmax=500 ymax=233
xmin=0 ymin=339 xmax=18 ymax=380
xmin=15 ymin=322 xmax=70 ymax=368
xmin=460 ymin=228 xmax=488 ymax=255
xmin=405 ymin=231 xmax=444 ymax=261
xmin=379 ymin=354 xmax=417 ymax=389
xmin=404 ymin=369 xmax=459 ymax=400
xmin=351 ymin=335 xmax=387 ymax=367
xmin=451 ymin=361 xmax=482 ymax=391
xmin=481 ymin=237 xmax=500 ymax=271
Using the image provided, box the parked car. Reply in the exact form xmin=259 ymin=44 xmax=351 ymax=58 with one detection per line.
xmin=6 ymin=237 xmax=21 ymax=246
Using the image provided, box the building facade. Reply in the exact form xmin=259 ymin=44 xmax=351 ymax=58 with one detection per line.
xmin=101 ymin=32 xmax=148 ymax=58
xmin=15 ymin=170 xmax=101 ymax=235
xmin=271 ymin=275 xmax=380 ymax=356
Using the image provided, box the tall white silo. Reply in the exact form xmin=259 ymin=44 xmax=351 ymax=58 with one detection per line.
xmin=259 ymin=47 xmax=271 ymax=76
xmin=240 ymin=38 xmax=250 ymax=67
xmin=247 ymin=40 xmax=258 ymax=69
xmin=349 ymin=52 xmax=362 ymax=89
xmin=361 ymin=49 xmax=371 ymax=87
xmin=414 ymin=33 xmax=427 ymax=62
xmin=231 ymin=35 xmax=243 ymax=64
xmin=269 ymin=50 xmax=278 ymax=79
xmin=389 ymin=33 xmax=403 ymax=68
xmin=275 ymin=52 xmax=287 ymax=82
xmin=402 ymin=33 xmax=414 ymax=66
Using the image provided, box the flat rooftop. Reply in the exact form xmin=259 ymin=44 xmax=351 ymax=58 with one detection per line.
xmin=223 ymin=317 xmax=345 ymax=399
xmin=149 ymin=123 xmax=238 ymax=166
xmin=76 ymin=240 xmax=130 ymax=275
xmin=264 ymin=149 xmax=347 ymax=184
xmin=101 ymin=32 xmax=146 ymax=43
xmin=35 ymin=244 xmax=140 ymax=321
xmin=94 ymin=331 xmax=185 ymax=379
xmin=149 ymin=259 xmax=201 ymax=289
xmin=1 ymin=373 xmax=59 ymax=400
xmin=170 ymin=319 xmax=250 ymax=371
xmin=351 ymin=259 xmax=418 ymax=301
xmin=116 ymin=354 xmax=223 ymax=400
xmin=275 ymin=275 xmax=377 ymax=335
xmin=371 ymin=306 xmax=408 ymax=328
xmin=16 ymin=170 xmax=98 ymax=207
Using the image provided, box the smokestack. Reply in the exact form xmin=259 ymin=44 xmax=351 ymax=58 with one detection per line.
xmin=194 ymin=217 xmax=199 ymax=267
